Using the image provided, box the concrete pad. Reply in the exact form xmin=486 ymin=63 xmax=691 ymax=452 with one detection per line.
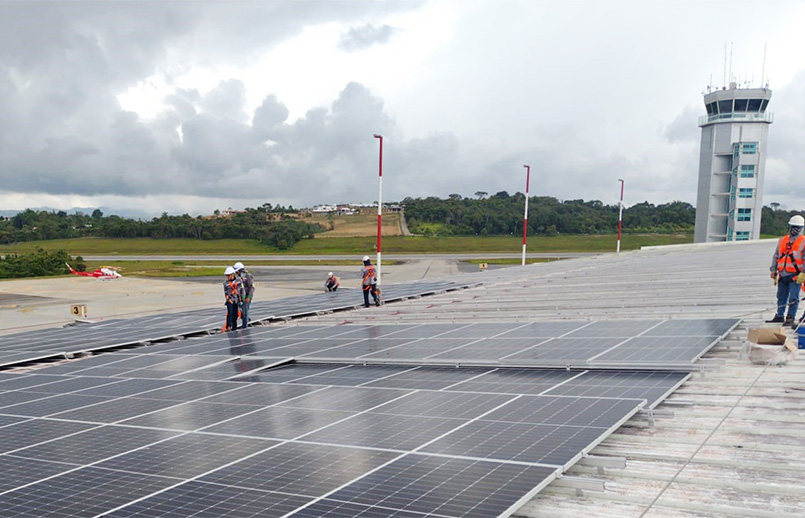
xmin=0 ymin=259 xmax=464 ymax=336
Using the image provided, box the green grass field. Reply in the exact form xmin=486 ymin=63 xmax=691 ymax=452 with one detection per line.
xmin=82 ymin=259 xmax=399 ymax=278
xmin=0 ymin=233 xmax=693 ymax=256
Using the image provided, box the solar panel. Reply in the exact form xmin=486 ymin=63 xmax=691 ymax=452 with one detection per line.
xmin=0 ymin=455 xmax=78 ymax=493
xmin=121 ymin=401 xmax=264 ymax=431
xmin=276 ymin=386 xmax=412 ymax=412
xmin=369 ymin=390 xmax=516 ymax=419
xmin=0 ymin=466 xmax=180 ymax=518
xmin=302 ymin=454 xmax=557 ymax=518
xmin=50 ymin=397 xmax=189 ymax=424
xmin=96 ymin=433 xmax=278 ymax=479
xmin=362 ymin=365 xmax=494 ymax=390
xmin=11 ymin=425 xmax=179 ymax=464
xmin=203 ymin=406 xmax=357 ymax=439
xmin=199 ymin=442 xmax=399 ymax=495
xmin=543 ymin=370 xmax=690 ymax=409
xmin=563 ymin=320 xmax=663 ymax=338
xmin=592 ymin=335 xmax=721 ymax=365
xmin=302 ymin=412 xmax=470 ymax=450
xmin=501 ymin=337 xmax=626 ymax=363
xmin=0 ymin=393 xmax=112 ymax=417
xmin=0 ymin=419 xmax=95 ymax=454
xmin=105 ymin=481 xmax=312 ymax=517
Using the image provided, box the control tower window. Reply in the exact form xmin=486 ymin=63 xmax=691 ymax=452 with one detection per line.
xmin=706 ymin=102 xmax=717 ymax=115
xmin=734 ymin=99 xmax=748 ymax=112
xmin=760 ymin=99 xmax=769 ymax=112
xmin=747 ymin=99 xmax=762 ymax=112
xmin=718 ymin=100 xmax=733 ymax=113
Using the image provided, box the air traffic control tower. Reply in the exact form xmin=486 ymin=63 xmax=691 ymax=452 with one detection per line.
xmin=694 ymin=83 xmax=772 ymax=242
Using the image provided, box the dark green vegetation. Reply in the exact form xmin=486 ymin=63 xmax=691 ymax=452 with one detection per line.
xmin=0 ymin=248 xmax=73 ymax=279
xmin=403 ymin=193 xmax=800 ymax=237
xmin=761 ymin=204 xmax=805 ymax=235
xmin=403 ymin=193 xmax=695 ymax=236
xmin=0 ymin=206 xmax=324 ymax=250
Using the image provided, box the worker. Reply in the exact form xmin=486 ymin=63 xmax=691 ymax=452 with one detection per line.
xmin=223 ymin=266 xmax=241 ymax=332
xmin=325 ymin=272 xmax=340 ymax=292
xmin=234 ymin=262 xmax=254 ymax=329
xmin=769 ymin=214 xmax=805 ymax=326
xmin=360 ymin=255 xmax=380 ymax=307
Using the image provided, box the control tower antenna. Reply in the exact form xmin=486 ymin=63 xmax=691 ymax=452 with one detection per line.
xmin=728 ymin=42 xmax=734 ymax=84
xmin=723 ymin=42 xmax=727 ymax=86
xmin=761 ymin=41 xmax=767 ymax=87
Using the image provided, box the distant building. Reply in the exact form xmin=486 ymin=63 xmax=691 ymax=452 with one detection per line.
xmin=694 ymin=83 xmax=773 ymax=242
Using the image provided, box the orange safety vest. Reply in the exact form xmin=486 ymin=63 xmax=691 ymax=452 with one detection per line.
xmin=777 ymin=234 xmax=805 ymax=274
xmin=225 ymin=280 xmax=240 ymax=303
xmin=362 ymin=265 xmax=376 ymax=287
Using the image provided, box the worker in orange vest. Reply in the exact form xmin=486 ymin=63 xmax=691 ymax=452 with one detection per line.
xmin=324 ymin=272 xmax=340 ymax=292
xmin=769 ymin=215 xmax=805 ymax=326
xmin=360 ymin=255 xmax=380 ymax=307
xmin=223 ymin=266 xmax=242 ymax=332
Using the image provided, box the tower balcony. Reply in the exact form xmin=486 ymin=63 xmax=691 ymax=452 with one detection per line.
xmin=699 ymin=112 xmax=774 ymax=126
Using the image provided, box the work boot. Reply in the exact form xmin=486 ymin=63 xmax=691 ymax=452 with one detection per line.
xmin=784 ymin=315 xmax=794 ymax=327
xmin=766 ymin=315 xmax=785 ymax=323
xmin=363 ymin=303 xmax=370 ymax=308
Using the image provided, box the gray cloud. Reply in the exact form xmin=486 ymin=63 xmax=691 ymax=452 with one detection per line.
xmin=338 ymin=24 xmax=398 ymax=52
xmin=1 ymin=0 xmax=804 ymax=217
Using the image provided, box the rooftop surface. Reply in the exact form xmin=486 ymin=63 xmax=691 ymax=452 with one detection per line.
xmin=305 ymin=239 xmax=805 ymax=517
xmin=1 ymin=239 xmax=803 ymax=517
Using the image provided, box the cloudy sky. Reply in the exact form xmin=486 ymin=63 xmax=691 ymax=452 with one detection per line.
xmin=2 ymin=0 xmax=805 ymax=217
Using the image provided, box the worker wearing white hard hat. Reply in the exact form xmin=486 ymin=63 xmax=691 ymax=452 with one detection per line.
xmin=769 ymin=214 xmax=805 ymax=326
xmin=233 ymin=262 xmax=254 ymax=329
xmin=325 ymin=271 xmax=340 ymax=292
xmin=360 ymin=256 xmax=380 ymax=307
xmin=223 ymin=266 xmax=242 ymax=332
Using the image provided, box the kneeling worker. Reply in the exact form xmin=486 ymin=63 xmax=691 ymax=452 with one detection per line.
xmin=325 ymin=272 xmax=340 ymax=292
xmin=769 ymin=214 xmax=805 ymax=327
xmin=360 ymin=255 xmax=380 ymax=307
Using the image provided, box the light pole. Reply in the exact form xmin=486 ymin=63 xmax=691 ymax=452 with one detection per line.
xmin=373 ymin=134 xmax=383 ymax=285
xmin=522 ymin=164 xmax=530 ymax=266
xmin=617 ymin=178 xmax=624 ymax=253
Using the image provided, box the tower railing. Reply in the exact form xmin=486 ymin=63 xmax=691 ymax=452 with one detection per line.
xmin=699 ymin=112 xmax=774 ymax=126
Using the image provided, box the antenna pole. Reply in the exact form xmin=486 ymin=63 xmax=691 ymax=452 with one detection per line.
xmin=761 ymin=41 xmax=767 ymax=87
xmin=522 ymin=164 xmax=530 ymax=266
xmin=728 ymin=42 xmax=733 ymax=84
xmin=617 ymin=179 xmax=624 ymax=254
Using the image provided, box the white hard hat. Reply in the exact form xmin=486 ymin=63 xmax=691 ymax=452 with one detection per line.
xmin=789 ymin=215 xmax=805 ymax=227
xmin=362 ymin=255 xmax=370 ymax=261
xmin=224 ymin=266 xmax=236 ymax=275
xmin=328 ymin=272 xmax=333 ymax=276
xmin=234 ymin=262 xmax=245 ymax=270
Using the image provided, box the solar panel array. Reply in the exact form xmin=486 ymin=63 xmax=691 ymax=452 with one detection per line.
xmin=41 ymin=318 xmax=735 ymax=371
xmin=0 ymin=370 xmax=647 ymax=517
xmin=0 ymin=315 xmax=738 ymax=517
xmin=0 ymin=279 xmax=476 ymax=363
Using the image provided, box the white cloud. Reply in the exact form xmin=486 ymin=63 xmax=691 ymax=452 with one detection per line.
xmin=1 ymin=0 xmax=805 ymax=217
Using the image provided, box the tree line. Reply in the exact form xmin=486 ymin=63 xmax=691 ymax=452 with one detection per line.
xmin=402 ymin=192 xmax=800 ymax=237
xmin=0 ymin=204 xmax=324 ymax=250
xmin=1 ymin=196 xmax=799 ymax=252
xmin=402 ymin=192 xmax=696 ymax=236
xmin=0 ymin=248 xmax=74 ymax=279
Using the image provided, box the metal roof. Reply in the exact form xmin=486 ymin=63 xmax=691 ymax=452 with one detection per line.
xmin=302 ymin=239 xmax=805 ymax=517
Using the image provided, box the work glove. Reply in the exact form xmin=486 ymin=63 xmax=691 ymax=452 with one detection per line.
xmin=771 ymin=271 xmax=778 ymax=280
xmin=797 ymin=273 xmax=805 ymax=284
